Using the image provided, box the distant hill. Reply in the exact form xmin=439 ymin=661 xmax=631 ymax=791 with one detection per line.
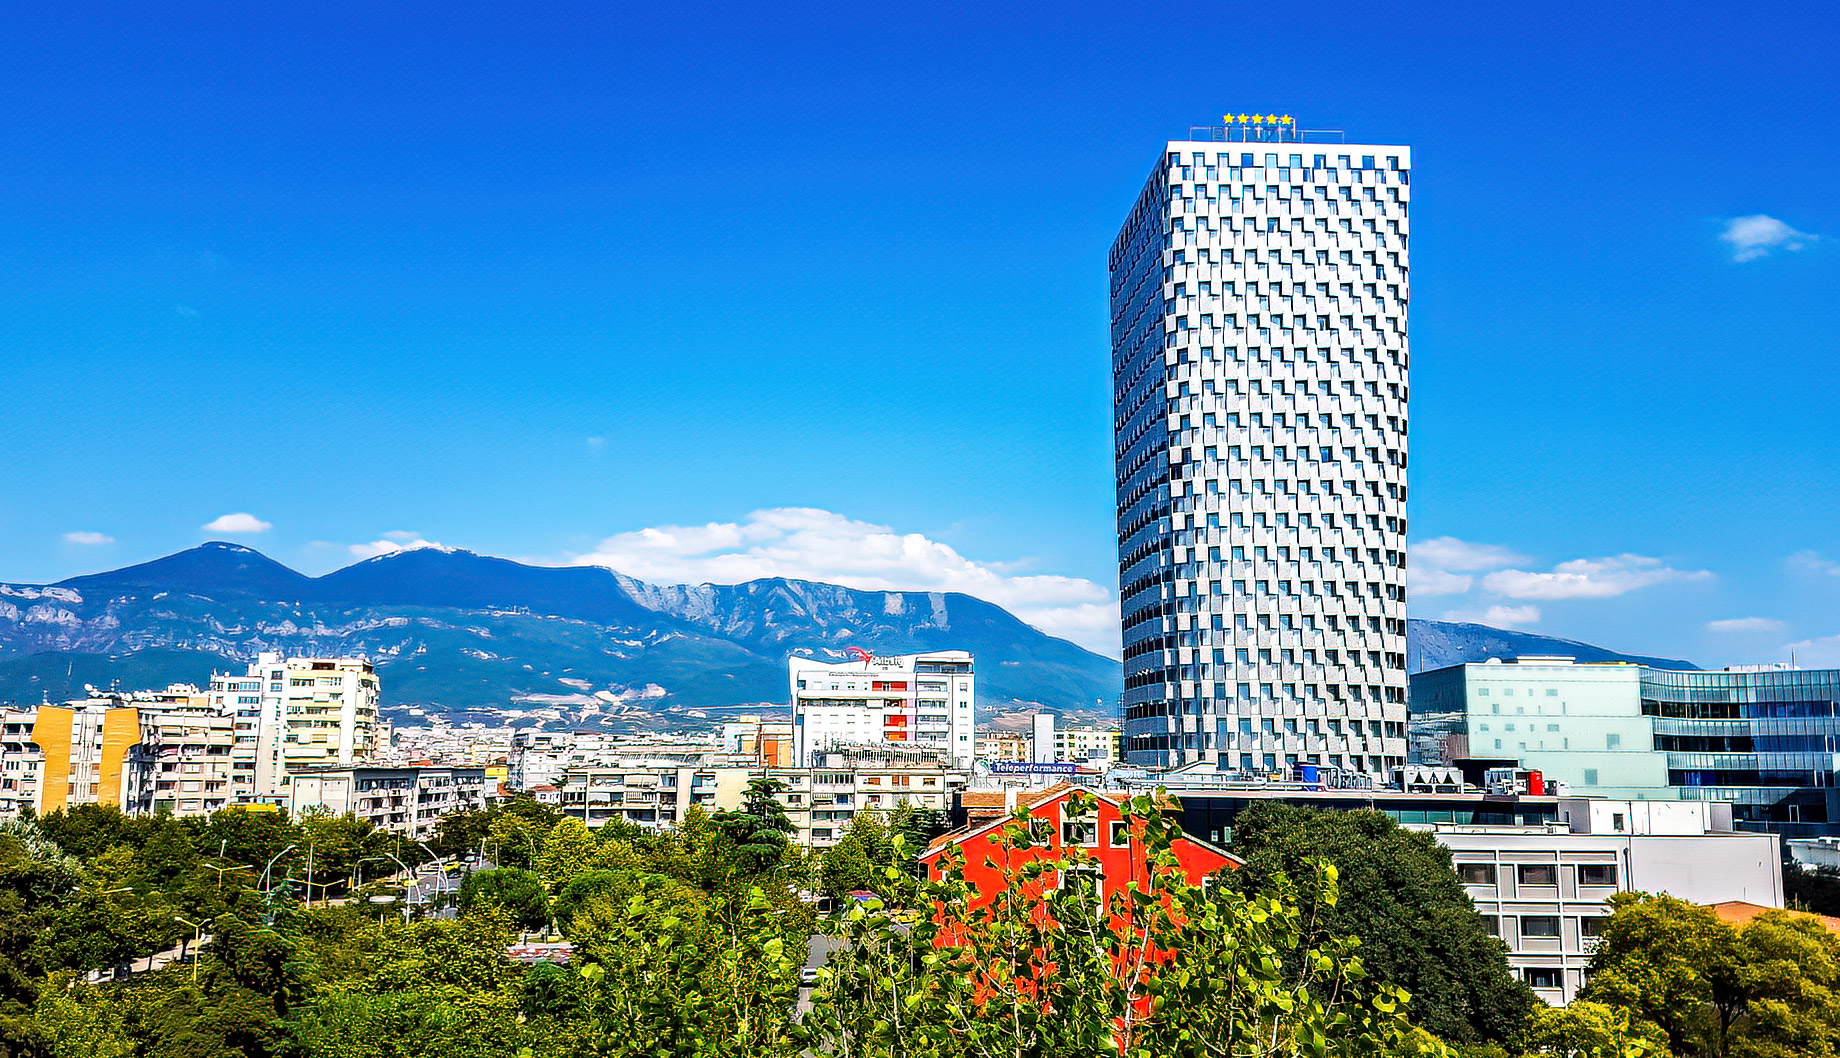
xmin=0 ymin=543 xmax=1697 ymax=726
xmin=1406 ymin=619 xmax=1697 ymax=673
xmin=0 ymin=543 xmax=1117 ymax=725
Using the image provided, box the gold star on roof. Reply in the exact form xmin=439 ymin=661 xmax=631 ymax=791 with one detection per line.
xmin=1251 ymin=114 xmax=1265 ymax=124
xmin=1280 ymin=115 xmax=1294 ymax=125
xmin=1265 ymin=113 xmax=1278 ymax=124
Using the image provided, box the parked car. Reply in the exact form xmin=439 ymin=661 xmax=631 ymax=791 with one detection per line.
xmin=799 ymin=966 xmax=820 ymax=986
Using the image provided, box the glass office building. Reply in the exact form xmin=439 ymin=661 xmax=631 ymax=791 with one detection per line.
xmin=1410 ymin=659 xmax=1840 ymax=840
xmin=1645 ymin=667 xmax=1840 ymax=838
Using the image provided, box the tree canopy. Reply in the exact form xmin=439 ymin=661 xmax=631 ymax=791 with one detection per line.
xmin=1226 ymin=802 xmax=1535 ymax=1046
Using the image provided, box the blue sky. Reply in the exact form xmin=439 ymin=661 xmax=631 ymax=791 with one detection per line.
xmin=2 ymin=2 xmax=1835 ymax=664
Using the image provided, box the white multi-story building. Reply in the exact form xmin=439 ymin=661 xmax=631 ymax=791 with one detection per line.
xmin=790 ymin=651 xmax=975 ymax=767
xmin=211 ymin=652 xmax=381 ymax=802
xmin=771 ymin=748 xmax=967 ymax=847
xmin=1030 ymin=712 xmax=1123 ymax=764
xmin=286 ymin=765 xmax=487 ymax=840
xmin=558 ymin=760 xmax=754 ymax=829
xmin=125 ymin=701 xmax=236 ymax=816
xmin=1430 ymin=798 xmax=1782 ymax=1004
xmin=1112 ymin=118 xmax=1410 ymax=774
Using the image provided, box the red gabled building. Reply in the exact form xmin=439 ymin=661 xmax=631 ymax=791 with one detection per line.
xmin=919 ymin=783 xmax=1239 ymax=908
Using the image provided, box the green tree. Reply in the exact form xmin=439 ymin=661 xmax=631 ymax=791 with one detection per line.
xmin=819 ymin=834 xmax=873 ymax=900
xmin=1227 ymin=803 xmax=1535 ymax=1046
xmin=1736 ymin=908 xmax=1840 ymax=1057
xmin=458 ymin=868 xmax=550 ymax=931
xmin=1579 ymin=893 xmax=1746 ymax=1057
xmin=1582 ymin=894 xmax=1840 ymax=1058
xmin=709 ymin=777 xmax=794 ymax=876
xmin=1516 ymin=999 xmax=1668 ymax=1058
xmin=535 ymin=819 xmax=599 ymax=890
xmin=195 ymin=808 xmax=300 ymax=871
xmin=567 ymin=884 xmax=802 ymax=1057
xmin=888 ymin=801 xmax=948 ymax=865
xmin=806 ymin=789 xmax=1451 ymax=1058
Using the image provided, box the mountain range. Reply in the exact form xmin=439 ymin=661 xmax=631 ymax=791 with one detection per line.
xmin=0 ymin=543 xmax=1696 ymax=728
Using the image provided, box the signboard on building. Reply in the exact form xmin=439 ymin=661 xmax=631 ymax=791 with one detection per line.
xmin=989 ymin=761 xmax=1079 ymax=776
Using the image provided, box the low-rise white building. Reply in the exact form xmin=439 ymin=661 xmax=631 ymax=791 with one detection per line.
xmin=771 ymin=748 xmax=967 ymax=847
xmin=1030 ymin=712 xmax=1122 ymax=765
xmin=791 ymin=651 xmax=975 ymax=767
xmin=286 ymin=765 xmax=487 ymax=839
xmin=558 ymin=761 xmax=754 ymax=829
xmin=1427 ymin=797 xmax=1782 ymax=1004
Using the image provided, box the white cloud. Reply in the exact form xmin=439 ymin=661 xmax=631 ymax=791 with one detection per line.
xmin=570 ymin=507 xmax=1119 ymax=655
xmin=1412 ymin=536 xmax=1527 ymax=572
xmin=1721 ymin=215 xmax=1816 ymax=262
xmin=1409 ymin=568 xmax=1474 ymax=597
xmin=1707 ymin=617 xmax=1787 ymax=634
xmin=1409 ymin=536 xmax=1524 ymax=599
xmin=62 ymin=531 xmax=115 ymax=546
xmin=1784 ymin=634 xmax=1840 ymax=668
xmin=1481 ymin=553 xmax=1712 ymax=600
xmin=202 ymin=512 xmax=272 ymax=534
xmin=1440 ymin=605 xmax=1542 ymax=629
xmin=350 ymin=535 xmax=445 ymax=558
xmin=1789 ymin=551 xmax=1840 ymax=577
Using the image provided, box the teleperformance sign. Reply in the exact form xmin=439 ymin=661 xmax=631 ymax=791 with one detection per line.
xmin=988 ymin=762 xmax=1080 ymax=776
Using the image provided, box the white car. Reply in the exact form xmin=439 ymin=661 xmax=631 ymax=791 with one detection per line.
xmin=799 ymin=966 xmax=820 ymax=987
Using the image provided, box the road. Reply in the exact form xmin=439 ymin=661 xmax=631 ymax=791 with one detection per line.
xmin=796 ymin=932 xmax=843 ymax=1015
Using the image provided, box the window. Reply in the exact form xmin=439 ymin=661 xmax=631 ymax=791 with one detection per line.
xmin=1518 ymin=864 xmax=1558 ymax=886
xmin=1028 ymin=818 xmax=1054 ymax=844
xmin=1521 ymin=915 xmax=1562 ymax=939
xmin=1062 ymin=819 xmax=1099 ymax=847
xmin=1580 ymin=916 xmax=1609 ymax=938
xmin=1478 ymin=915 xmax=1500 ymax=936
xmin=1578 ymin=864 xmax=1618 ymax=887
xmin=1523 ymin=967 xmax=1563 ymax=990
xmin=1606 ymin=733 xmax=1622 ymax=749
xmin=1109 ymin=820 xmax=1130 ymax=847
xmin=1457 ymin=863 xmax=1497 ymax=886
xmin=1583 ymin=769 xmax=1599 ymax=785
xmin=1060 ymin=865 xmax=1103 ymax=905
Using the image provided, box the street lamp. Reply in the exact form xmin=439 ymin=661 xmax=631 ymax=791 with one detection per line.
xmin=415 ymin=842 xmax=450 ymax=901
xmin=260 ymin=845 xmax=298 ymax=895
xmin=358 ymin=855 xmax=414 ymax=923
xmin=173 ymin=915 xmax=210 ymax=985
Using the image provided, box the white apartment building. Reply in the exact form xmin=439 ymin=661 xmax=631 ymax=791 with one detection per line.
xmin=1430 ymin=798 xmax=1782 ymax=1004
xmin=1113 ymin=120 xmax=1410 ymax=774
xmin=558 ymin=760 xmax=754 ymax=829
xmin=0 ymin=708 xmax=47 ymax=816
xmin=790 ymin=651 xmax=975 ymax=767
xmin=125 ymin=702 xmax=236 ymax=816
xmin=770 ymin=749 xmax=967 ymax=847
xmin=211 ymin=652 xmax=381 ymax=802
xmin=1030 ymin=712 xmax=1122 ymax=764
xmin=286 ymin=765 xmax=487 ymax=840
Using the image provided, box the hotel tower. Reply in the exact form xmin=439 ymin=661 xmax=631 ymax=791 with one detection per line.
xmin=1110 ymin=117 xmax=1410 ymax=775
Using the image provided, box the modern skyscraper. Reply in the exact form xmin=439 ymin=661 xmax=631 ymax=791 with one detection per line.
xmin=1111 ymin=119 xmax=1410 ymax=774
